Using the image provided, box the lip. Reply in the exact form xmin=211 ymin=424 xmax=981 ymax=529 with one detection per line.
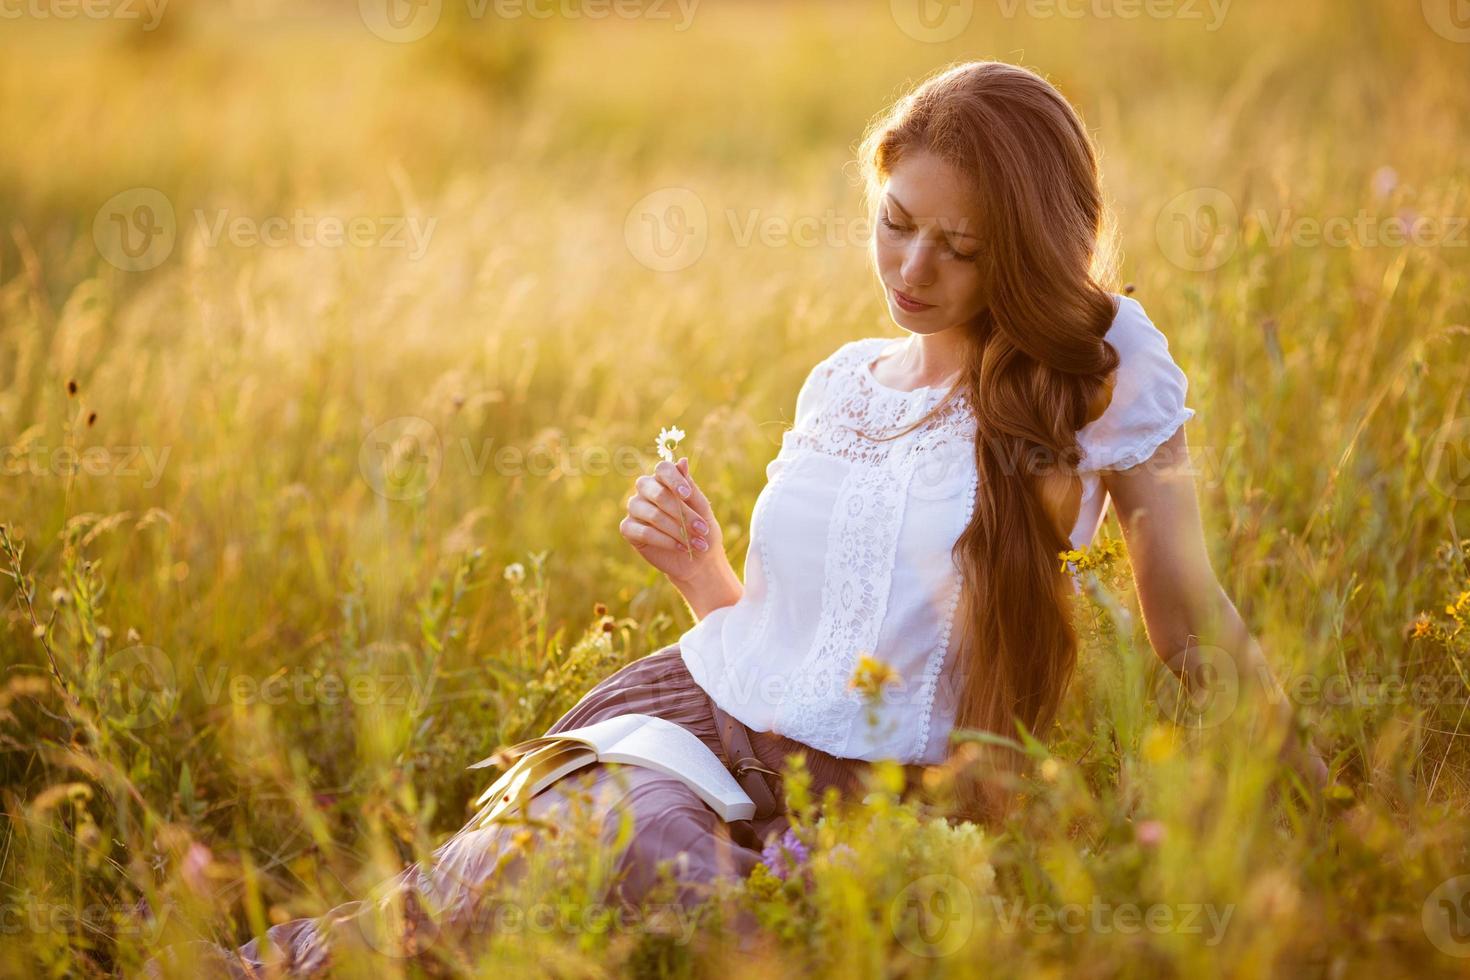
xmin=891 ymin=287 xmax=934 ymax=312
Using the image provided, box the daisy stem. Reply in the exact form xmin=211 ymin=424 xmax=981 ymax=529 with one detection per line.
xmin=677 ymin=507 xmax=694 ymax=561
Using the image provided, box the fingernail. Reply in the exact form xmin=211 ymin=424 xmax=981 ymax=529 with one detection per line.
xmin=693 ymin=519 xmax=708 ymax=534
xmin=693 ymin=537 xmax=708 ymax=551
xmin=678 ymin=484 xmax=690 ymax=498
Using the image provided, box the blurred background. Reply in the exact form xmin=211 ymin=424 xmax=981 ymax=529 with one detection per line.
xmin=3 ymin=0 xmax=1470 ymax=976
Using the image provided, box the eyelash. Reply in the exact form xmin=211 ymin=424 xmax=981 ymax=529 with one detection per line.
xmin=879 ymin=213 xmax=978 ymax=262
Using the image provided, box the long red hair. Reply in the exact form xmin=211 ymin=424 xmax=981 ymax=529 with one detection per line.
xmin=855 ymin=61 xmax=1122 ymax=824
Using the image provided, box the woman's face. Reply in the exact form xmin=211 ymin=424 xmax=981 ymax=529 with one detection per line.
xmin=872 ymin=150 xmax=988 ymax=336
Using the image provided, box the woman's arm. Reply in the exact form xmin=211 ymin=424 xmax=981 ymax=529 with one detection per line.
xmin=671 ymin=558 xmax=744 ymax=623
xmin=1100 ymin=425 xmax=1330 ymax=792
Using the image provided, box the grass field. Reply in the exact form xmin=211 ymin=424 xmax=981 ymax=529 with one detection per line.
xmin=3 ymin=0 xmax=1470 ymax=976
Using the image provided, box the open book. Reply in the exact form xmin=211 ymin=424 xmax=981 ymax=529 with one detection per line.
xmin=466 ymin=713 xmax=755 ymax=830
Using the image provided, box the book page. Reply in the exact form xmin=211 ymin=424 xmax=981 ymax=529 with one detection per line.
xmin=601 ymin=716 xmax=754 ymax=820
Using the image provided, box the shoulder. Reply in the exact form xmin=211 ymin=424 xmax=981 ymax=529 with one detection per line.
xmin=798 ymin=338 xmax=884 ymax=395
xmin=1076 ymin=294 xmax=1196 ymax=473
xmin=790 ymin=338 xmax=873 ymax=427
xmin=1103 ymin=294 xmax=1180 ymax=361
xmin=829 ymin=337 xmax=889 ymax=370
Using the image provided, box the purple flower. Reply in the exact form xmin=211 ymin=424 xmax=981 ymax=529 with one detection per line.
xmin=760 ymin=828 xmax=810 ymax=881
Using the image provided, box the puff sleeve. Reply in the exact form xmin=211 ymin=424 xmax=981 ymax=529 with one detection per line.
xmin=1075 ymin=296 xmax=1196 ymax=473
xmin=765 ymin=346 xmax=838 ymax=482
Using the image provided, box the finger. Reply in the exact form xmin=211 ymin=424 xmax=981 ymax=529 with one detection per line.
xmin=674 ymin=456 xmax=715 ymax=522
xmin=628 ymin=496 xmax=696 ymax=546
xmin=619 ymin=517 xmax=691 ymax=555
xmin=642 ymin=468 xmax=705 ymax=528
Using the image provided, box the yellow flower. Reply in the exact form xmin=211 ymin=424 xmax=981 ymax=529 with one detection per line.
xmin=1141 ymin=724 xmax=1177 ymax=763
xmin=1058 ymin=538 xmax=1124 ymax=575
xmin=1410 ymin=617 xmax=1433 ymax=639
xmin=848 ymin=652 xmax=899 ymax=701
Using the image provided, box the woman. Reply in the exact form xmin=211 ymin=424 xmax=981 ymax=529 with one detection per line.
xmin=150 ymin=59 xmax=1328 ymax=977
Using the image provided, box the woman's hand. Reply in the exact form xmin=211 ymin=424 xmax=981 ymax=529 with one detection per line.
xmin=619 ymin=456 xmax=725 ymax=586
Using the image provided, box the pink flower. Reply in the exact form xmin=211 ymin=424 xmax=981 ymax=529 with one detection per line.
xmin=1135 ymin=820 xmax=1166 ymax=848
xmin=181 ymin=841 xmax=213 ymax=895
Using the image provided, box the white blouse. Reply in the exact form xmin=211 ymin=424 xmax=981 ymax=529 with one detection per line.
xmin=678 ymin=294 xmax=1196 ymax=765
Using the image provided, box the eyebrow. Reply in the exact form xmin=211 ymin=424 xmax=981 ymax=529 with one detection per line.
xmin=885 ymin=192 xmax=980 ymax=243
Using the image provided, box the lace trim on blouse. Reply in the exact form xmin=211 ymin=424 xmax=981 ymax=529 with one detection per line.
xmin=773 ymin=340 xmax=978 ymax=758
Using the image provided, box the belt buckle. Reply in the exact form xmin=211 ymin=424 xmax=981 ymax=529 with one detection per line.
xmin=733 ymin=757 xmax=779 ymax=779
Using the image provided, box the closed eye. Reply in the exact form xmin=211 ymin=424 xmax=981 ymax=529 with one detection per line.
xmin=880 ymin=213 xmax=978 ymax=262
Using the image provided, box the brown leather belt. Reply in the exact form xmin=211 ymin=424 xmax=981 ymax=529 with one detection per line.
xmin=706 ymin=697 xmax=930 ymax=846
xmin=707 ymin=700 xmax=784 ymax=823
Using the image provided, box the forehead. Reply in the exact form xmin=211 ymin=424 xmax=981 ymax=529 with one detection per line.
xmin=883 ymin=150 xmax=983 ymax=228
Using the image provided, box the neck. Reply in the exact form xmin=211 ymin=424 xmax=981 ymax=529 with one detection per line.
xmin=894 ymin=327 xmax=967 ymax=387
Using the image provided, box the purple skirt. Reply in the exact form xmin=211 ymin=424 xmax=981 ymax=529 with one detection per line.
xmin=147 ymin=643 xmax=877 ymax=976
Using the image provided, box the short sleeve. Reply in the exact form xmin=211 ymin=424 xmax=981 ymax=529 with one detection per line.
xmin=792 ymin=358 xmax=828 ymax=430
xmin=1075 ymin=296 xmax=1196 ymax=473
xmin=765 ymin=344 xmax=845 ymax=482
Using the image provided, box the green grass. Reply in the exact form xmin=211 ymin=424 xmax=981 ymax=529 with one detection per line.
xmin=2 ymin=1 xmax=1469 ymax=976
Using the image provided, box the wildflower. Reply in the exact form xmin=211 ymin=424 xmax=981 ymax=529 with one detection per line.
xmin=653 ymin=424 xmax=694 ymax=559
xmin=1370 ymin=165 xmax=1398 ymax=200
xmin=760 ymin=827 xmax=809 ymax=882
xmin=1058 ymin=538 xmax=1124 ymax=575
xmin=181 ymin=841 xmax=214 ymax=897
xmin=1057 ymin=548 xmax=1086 ymax=573
xmin=827 ymin=843 xmax=858 ymax=869
xmin=1134 ymin=819 xmax=1166 ymax=848
xmin=655 ymin=425 xmax=686 ymax=465
xmin=849 ymin=652 xmax=899 ymax=701
xmin=503 ymin=563 xmax=525 ymax=585
xmin=1409 ymin=616 xmax=1433 ymax=639
xmin=1141 ymin=724 xmax=1177 ymax=763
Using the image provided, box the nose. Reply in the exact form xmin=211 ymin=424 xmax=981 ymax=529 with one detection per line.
xmin=900 ymin=239 xmax=936 ymax=289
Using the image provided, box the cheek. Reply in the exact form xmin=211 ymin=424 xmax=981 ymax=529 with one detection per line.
xmin=872 ymin=237 xmax=897 ymax=275
xmin=945 ymin=269 xmax=985 ymax=310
